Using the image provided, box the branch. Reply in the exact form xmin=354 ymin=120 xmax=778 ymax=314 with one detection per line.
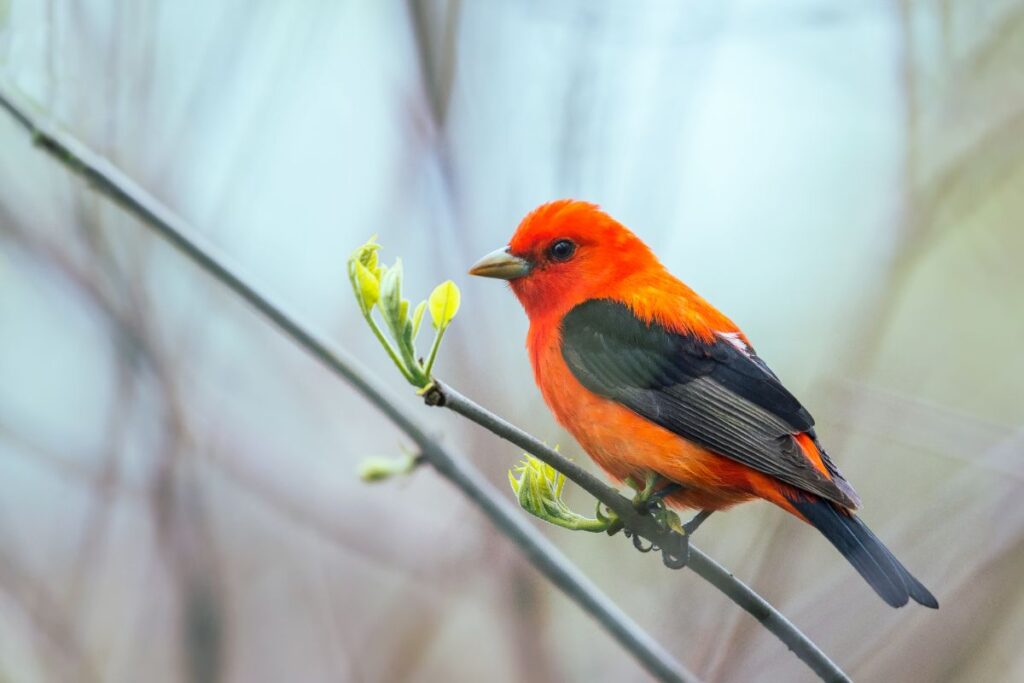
xmin=0 ymin=82 xmax=851 ymax=683
xmin=429 ymin=383 xmax=849 ymax=683
xmin=0 ymin=83 xmax=696 ymax=683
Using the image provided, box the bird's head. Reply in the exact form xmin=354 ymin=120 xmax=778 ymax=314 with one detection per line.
xmin=469 ymin=200 xmax=661 ymax=320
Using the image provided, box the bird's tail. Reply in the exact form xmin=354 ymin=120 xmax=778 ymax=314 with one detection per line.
xmin=787 ymin=495 xmax=938 ymax=608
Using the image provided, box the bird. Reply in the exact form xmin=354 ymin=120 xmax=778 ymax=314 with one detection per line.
xmin=468 ymin=199 xmax=937 ymax=609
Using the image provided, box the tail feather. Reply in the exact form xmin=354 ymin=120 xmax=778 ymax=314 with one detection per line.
xmin=789 ymin=496 xmax=938 ymax=609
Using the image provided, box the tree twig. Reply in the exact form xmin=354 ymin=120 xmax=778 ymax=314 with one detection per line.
xmin=0 ymin=82 xmax=850 ymax=683
xmin=430 ymin=383 xmax=849 ymax=683
xmin=0 ymin=82 xmax=696 ymax=683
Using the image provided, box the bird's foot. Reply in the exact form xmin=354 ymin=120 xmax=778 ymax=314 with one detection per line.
xmin=622 ymin=478 xmax=711 ymax=569
xmin=615 ymin=473 xmax=690 ymax=566
xmin=625 ymin=473 xmax=685 ymax=535
xmin=621 ymin=523 xmax=690 ymax=568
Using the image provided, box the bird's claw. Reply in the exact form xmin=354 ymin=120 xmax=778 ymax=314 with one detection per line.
xmin=624 ymin=525 xmax=688 ymax=566
xmin=640 ymin=496 xmax=684 ymax=536
xmin=619 ymin=473 xmax=692 ymax=563
xmin=657 ymin=510 xmax=712 ymax=568
xmin=661 ymin=535 xmax=690 ymax=569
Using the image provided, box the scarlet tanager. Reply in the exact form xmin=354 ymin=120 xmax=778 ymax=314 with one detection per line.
xmin=469 ymin=199 xmax=937 ymax=609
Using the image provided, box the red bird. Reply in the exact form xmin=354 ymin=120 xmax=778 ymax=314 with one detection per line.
xmin=470 ymin=199 xmax=937 ymax=609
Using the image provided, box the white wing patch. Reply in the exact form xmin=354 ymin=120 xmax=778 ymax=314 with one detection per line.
xmin=718 ymin=331 xmax=751 ymax=355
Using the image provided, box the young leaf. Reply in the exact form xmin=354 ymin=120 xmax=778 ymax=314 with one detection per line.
xmin=402 ymin=318 xmax=414 ymax=349
xmin=379 ymin=258 xmax=404 ymax=332
xmin=358 ymin=454 xmax=420 ymax=482
xmin=357 ymin=237 xmax=380 ymax=270
xmin=508 ymin=469 xmax=522 ymax=495
xmin=411 ymin=300 xmax=427 ymax=339
xmin=399 ymin=298 xmax=409 ymax=326
xmin=428 ymin=280 xmax=461 ymax=329
xmin=507 ymin=454 xmax=610 ymax=532
xmin=354 ymin=261 xmax=380 ymax=309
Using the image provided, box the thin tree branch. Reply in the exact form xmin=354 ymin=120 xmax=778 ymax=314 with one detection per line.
xmin=0 ymin=82 xmax=850 ymax=683
xmin=430 ymin=383 xmax=849 ymax=683
xmin=0 ymin=82 xmax=695 ymax=683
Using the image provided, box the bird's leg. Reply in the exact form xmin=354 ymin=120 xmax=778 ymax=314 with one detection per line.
xmin=640 ymin=476 xmax=658 ymax=503
xmin=624 ymin=473 xmax=654 ymax=509
xmin=629 ymin=472 xmax=679 ymax=513
xmin=615 ymin=474 xmax=693 ymax=562
xmin=607 ymin=473 xmax=668 ymax=539
xmin=646 ymin=482 xmax=683 ymax=509
xmin=682 ymin=509 xmax=713 ymax=537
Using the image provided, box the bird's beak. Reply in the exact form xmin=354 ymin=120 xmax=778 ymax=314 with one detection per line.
xmin=468 ymin=246 xmax=532 ymax=280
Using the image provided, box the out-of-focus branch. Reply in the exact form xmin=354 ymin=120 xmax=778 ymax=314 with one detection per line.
xmin=0 ymin=548 xmax=99 ymax=683
xmin=406 ymin=0 xmax=461 ymax=127
xmin=0 ymin=83 xmax=850 ymax=683
xmin=0 ymin=83 xmax=696 ymax=683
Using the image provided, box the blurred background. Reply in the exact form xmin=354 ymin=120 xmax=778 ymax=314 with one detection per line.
xmin=1 ymin=1 xmax=1022 ymax=681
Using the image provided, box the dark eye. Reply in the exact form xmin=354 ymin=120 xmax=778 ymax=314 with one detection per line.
xmin=548 ymin=239 xmax=576 ymax=262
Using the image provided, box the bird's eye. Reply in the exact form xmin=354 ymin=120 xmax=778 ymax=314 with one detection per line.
xmin=548 ymin=239 xmax=576 ymax=262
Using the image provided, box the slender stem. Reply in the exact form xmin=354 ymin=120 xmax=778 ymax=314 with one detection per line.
xmin=423 ymin=323 xmax=446 ymax=377
xmin=365 ymin=309 xmax=417 ymax=384
xmin=394 ymin=329 xmax=427 ymax=386
xmin=0 ymin=84 xmax=697 ymax=683
xmin=544 ymin=514 xmax=612 ymax=533
xmin=566 ymin=516 xmax=612 ymax=533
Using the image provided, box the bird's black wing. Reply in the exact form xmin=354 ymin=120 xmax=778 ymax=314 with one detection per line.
xmin=560 ymin=299 xmax=858 ymax=508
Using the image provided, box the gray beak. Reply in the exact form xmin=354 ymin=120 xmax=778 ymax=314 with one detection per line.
xmin=468 ymin=247 xmax=532 ymax=280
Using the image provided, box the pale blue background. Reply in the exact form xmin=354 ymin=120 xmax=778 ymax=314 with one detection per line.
xmin=1 ymin=1 xmax=1022 ymax=681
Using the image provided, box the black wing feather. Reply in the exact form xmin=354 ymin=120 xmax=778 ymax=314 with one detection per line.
xmin=560 ymin=299 xmax=857 ymax=508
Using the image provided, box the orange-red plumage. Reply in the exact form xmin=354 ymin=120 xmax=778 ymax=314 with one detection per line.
xmin=471 ymin=199 xmax=937 ymax=608
xmin=509 ymin=201 xmax=767 ymax=510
